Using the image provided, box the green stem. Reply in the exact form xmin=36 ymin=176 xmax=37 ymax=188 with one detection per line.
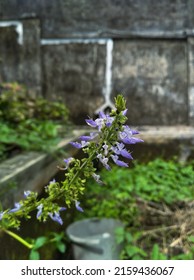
xmin=69 ymin=151 xmax=96 ymax=185
xmin=3 ymin=111 xmax=122 ymax=225
xmin=3 ymin=228 xmax=33 ymax=249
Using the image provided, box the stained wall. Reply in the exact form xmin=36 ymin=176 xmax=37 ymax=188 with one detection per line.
xmin=0 ymin=0 xmax=194 ymax=125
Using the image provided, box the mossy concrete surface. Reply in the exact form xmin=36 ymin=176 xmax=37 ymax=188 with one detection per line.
xmin=0 ymin=129 xmax=87 ymax=209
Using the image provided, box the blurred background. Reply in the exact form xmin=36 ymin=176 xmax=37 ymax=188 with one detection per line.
xmin=0 ymin=0 xmax=194 ymax=260
xmin=0 ymin=0 xmax=194 ymax=125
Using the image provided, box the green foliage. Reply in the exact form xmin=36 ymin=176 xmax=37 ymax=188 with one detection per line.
xmin=114 ymin=94 xmax=126 ymax=113
xmin=150 ymin=244 xmax=167 ymax=260
xmin=0 ymin=82 xmax=70 ymax=159
xmin=0 ymin=82 xmax=69 ymax=123
xmin=115 ymin=227 xmax=147 ymax=260
xmin=84 ymin=158 xmax=194 ymax=217
xmin=79 ymin=158 xmax=194 ymax=259
xmin=29 ymin=232 xmax=66 ymax=260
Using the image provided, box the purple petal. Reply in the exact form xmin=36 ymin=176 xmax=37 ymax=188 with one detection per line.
xmin=122 ymin=137 xmax=144 ymax=145
xmin=70 ymin=141 xmax=89 ymax=149
xmin=122 ymin=109 xmax=128 ymax=116
xmin=79 ymin=135 xmax=93 ymax=141
xmin=119 ymin=126 xmax=143 ymax=144
xmin=49 ymin=212 xmax=63 ymax=225
xmin=120 ymin=149 xmax=133 ymax=159
xmin=9 ymin=202 xmax=22 ymax=213
xmin=64 ymin=157 xmax=73 ymax=168
xmin=70 ymin=141 xmax=82 ymax=149
xmin=105 ymin=116 xmax=114 ymax=127
xmin=85 ymin=119 xmax=97 ymax=127
xmin=49 ymin=179 xmax=56 ymax=184
xmin=99 ymin=111 xmax=106 ymax=118
xmin=0 ymin=211 xmax=4 ymax=220
xmin=92 ymin=173 xmax=104 ymax=185
xmin=24 ymin=190 xmax=31 ymax=198
xmin=103 ymin=143 xmax=109 ymax=156
xmin=111 ymin=142 xmax=133 ymax=159
xmin=59 ymin=207 xmax=67 ymax=211
xmin=79 ymin=132 xmax=98 ymax=141
xmin=36 ymin=204 xmax=43 ymax=219
xmin=131 ymin=129 xmax=139 ymax=135
xmin=75 ymin=201 xmax=84 ymax=212
xmin=97 ymin=154 xmax=111 ymax=170
xmin=111 ymin=155 xmax=128 ymax=167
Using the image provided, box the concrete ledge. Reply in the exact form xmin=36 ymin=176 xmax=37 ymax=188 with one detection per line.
xmin=0 ymin=129 xmax=86 ymax=208
xmin=139 ymin=125 xmax=194 ymax=143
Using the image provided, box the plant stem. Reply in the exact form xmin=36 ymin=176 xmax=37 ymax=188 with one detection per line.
xmin=3 ymin=228 xmax=33 ymax=249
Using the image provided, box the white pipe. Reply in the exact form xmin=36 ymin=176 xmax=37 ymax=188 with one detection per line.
xmin=95 ymin=39 xmax=114 ymax=113
xmin=41 ymin=37 xmax=114 ymax=114
xmin=41 ymin=38 xmax=107 ymax=45
xmin=0 ymin=21 xmax=23 ymax=45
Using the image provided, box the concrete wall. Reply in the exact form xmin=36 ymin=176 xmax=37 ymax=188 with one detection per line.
xmin=0 ymin=0 xmax=194 ymax=125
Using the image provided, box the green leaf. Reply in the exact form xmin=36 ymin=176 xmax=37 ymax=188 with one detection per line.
xmin=29 ymin=250 xmax=40 ymax=260
xmin=56 ymin=242 xmax=66 ymax=253
xmin=126 ymin=245 xmax=147 ymax=258
xmin=33 ymin=236 xmax=48 ymax=250
xmin=125 ymin=232 xmax=133 ymax=243
xmin=115 ymin=227 xmax=125 ymax=244
xmin=188 ymin=236 xmax=194 ymax=243
xmin=151 ymin=244 xmax=160 ymax=260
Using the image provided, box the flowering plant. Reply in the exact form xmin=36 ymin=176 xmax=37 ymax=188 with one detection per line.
xmin=0 ymin=95 xmax=143 ymax=251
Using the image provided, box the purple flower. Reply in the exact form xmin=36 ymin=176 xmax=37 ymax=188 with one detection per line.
xmin=24 ymin=190 xmax=32 ymax=198
xmin=112 ymin=142 xmax=133 ymax=159
xmin=85 ymin=112 xmax=114 ymax=131
xmin=98 ymin=111 xmax=114 ymax=128
xmin=111 ymin=155 xmax=129 ymax=167
xmin=97 ymin=153 xmax=111 ymax=170
xmin=49 ymin=207 xmax=66 ymax=224
xmin=49 ymin=211 xmax=63 ymax=225
xmin=102 ymin=143 xmax=109 ymax=156
xmin=85 ymin=118 xmax=97 ymax=128
xmin=49 ymin=179 xmax=56 ymax=184
xmin=122 ymin=109 xmax=128 ymax=116
xmin=75 ymin=201 xmax=84 ymax=212
xmin=0 ymin=211 xmax=4 ymax=220
xmin=36 ymin=204 xmax=43 ymax=219
xmin=64 ymin=157 xmax=74 ymax=169
xmin=92 ymin=173 xmax=104 ymax=185
xmin=70 ymin=141 xmax=89 ymax=149
xmin=119 ymin=125 xmax=144 ymax=144
xmin=79 ymin=132 xmax=98 ymax=141
xmin=9 ymin=202 xmax=22 ymax=213
xmin=45 ymin=179 xmax=56 ymax=191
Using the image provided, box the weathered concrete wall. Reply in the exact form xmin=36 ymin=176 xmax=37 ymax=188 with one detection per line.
xmin=42 ymin=42 xmax=106 ymax=122
xmin=1 ymin=0 xmax=192 ymax=38
xmin=0 ymin=0 xmax=194 ymax=125
xmin=0 ymin=18 xmax=41 ymax=96
xmin=112 ymin=40 xmax=188 ymax=125
xmin=0 ymin=25 xmax=22 ymax=81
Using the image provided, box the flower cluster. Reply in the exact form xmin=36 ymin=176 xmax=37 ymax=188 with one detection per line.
xmin=0 ymin=95 xmax=143 ymax=231
xmin=70 ymin=107 xmax=143 ymax=182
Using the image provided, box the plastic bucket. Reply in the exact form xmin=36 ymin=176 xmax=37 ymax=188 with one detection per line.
xmin=66 ymin=217 xmax=123 ymax=260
